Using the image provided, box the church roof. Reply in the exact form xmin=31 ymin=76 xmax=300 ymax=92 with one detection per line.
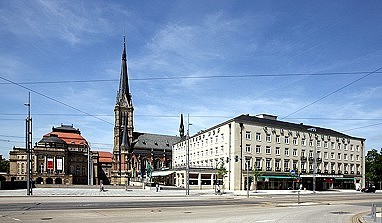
xmin=133 ymin=132 xmax=180 ymax=150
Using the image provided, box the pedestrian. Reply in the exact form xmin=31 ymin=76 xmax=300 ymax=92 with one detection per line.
xmin=156 ymin=183 xmax=159 ymax=192
xmin=100 ymin=180 xmax=105 ymax=192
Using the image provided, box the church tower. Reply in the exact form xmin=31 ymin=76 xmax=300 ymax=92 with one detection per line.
xmin=112 ymin=36 xmax=134 ymax=185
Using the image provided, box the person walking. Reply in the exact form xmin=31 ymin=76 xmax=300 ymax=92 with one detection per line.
xmin=100 ymin=180 xmax=105 ymax=192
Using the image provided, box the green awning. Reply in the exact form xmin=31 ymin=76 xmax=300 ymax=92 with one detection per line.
xmin=259 ymin=176 xmax=295 ymax=179
xmin=335 ymin=177 xmax=354 ymax=180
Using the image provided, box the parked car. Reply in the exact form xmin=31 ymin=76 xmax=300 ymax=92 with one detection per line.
xmin=361 ymin=186 xmax=376 ymax=193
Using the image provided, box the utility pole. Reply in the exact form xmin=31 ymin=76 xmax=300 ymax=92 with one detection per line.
xmin=186 ymin=114 xmax=191 ymax=196
xmin=25 ymin=92 xmax=32 ymax=196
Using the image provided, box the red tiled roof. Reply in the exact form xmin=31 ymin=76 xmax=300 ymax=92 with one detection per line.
xmin=44 ymin=132 xmax=87 ymax=146
xmin=97 ymin=151 xmax=112 ymax=163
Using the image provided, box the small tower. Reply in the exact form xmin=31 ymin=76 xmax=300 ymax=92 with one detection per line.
xmin=179 ymin=114 xmax=185 ymax=139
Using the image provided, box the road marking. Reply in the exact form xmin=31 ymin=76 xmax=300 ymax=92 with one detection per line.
xmin=12 ymin=218 xmax=21 ymax=221
xmin=256 ymin=220 xmax=274 ymax=223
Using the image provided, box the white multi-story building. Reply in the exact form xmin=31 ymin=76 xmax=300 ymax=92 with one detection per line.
xmin=172 ymin=114 xmax=365 ymax=191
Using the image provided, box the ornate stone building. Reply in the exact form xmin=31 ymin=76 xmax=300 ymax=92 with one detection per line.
xmin=111 ymin=38 xmax=180 ymax=185
xmin=9 ymin=124 xmax=89 ymax=185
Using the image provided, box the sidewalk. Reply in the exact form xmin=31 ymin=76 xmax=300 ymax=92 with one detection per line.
xmin=0 ymin=187 xmax=363 ymax=197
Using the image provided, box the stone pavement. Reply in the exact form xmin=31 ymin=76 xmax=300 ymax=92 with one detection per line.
xmin=0 ymin=187 xmax=363 ymax=197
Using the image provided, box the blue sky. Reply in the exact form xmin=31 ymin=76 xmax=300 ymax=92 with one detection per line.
xmin=1 ymin=1 xmax=382 ymax=158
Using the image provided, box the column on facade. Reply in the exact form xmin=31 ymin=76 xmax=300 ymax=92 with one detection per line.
xmin=210 ymin=174 xmax=214 ymax=189
xmin=62 ymin=156 xmax=65 ymax=174
xmin=44 ymin=156 xmax=47 ymax=172
xmin=198 ymin=173 xmax=202 ymax=189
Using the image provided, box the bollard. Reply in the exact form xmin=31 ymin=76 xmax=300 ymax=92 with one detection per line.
xmin=297 ymin=190 xmax=300 ymax=204
xmin=371 ymin=203 xmax=376 ymax=221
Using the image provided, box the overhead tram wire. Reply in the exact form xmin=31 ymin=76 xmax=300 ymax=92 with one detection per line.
xmin=281 ymin=66 xmax=382 ymax=119
xmin=0 ymin=71 xmax=381 ymax=85
xmin=0 ymin=76 xmax=113 ymax=126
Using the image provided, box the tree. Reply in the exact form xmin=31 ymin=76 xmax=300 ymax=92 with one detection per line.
xmin=217 ymin=162 xmax=227 ymax=192
xmin=251 ymin=168 xmax=262 ymax=192
xmin=0 ymin=158 xmax=9 ymax=173
xmin=365 ymin=149 xmax=382 ymax=186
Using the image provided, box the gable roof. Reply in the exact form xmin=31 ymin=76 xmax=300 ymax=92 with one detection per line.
xmin=132 ymin=132 xmax=180 ymax=150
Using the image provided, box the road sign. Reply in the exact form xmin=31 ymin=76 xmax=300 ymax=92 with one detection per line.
xmin=290 ymin=169 xmax=296 ymax=176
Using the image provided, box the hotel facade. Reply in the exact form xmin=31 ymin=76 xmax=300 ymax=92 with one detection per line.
xmin=172 ymin=114 xmax=365 ymax=191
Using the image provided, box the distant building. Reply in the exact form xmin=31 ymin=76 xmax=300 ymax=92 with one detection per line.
xmin=9 ymin=124 xmax=90 ymax=185
xmin=111 ymin=38 xmax=180 ymax=185
xmin=173 ymin=114 xmax=365 ymax=191
xmin=92 ymin=151 xmax=112 ymax=185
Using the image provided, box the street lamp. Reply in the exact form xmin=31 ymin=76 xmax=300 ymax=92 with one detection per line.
xmin=24 ymin=92 xmax=32 ymax=196
xmin=186 ymin=114 xmax=192 ymax=196
xmin=307 ymin=128 xmax=317 ymax=193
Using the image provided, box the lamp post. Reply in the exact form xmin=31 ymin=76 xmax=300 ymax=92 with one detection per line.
xmin=246 ymin=160 xmax=249 ymax=198
xmin=307 ymin=128 xmax=317 ymax=193
xmin=24 ymin=92 xmax=32 ymax=196
xmin=186 ymin=114 xmax=192 ymax=196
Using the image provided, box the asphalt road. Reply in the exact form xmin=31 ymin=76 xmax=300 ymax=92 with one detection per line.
xmin=0 ymin=193 xmax=381 ymax=222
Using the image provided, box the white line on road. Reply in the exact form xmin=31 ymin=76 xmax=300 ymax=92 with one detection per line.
xmin=256 ymin=220 xmax=275 ymax=223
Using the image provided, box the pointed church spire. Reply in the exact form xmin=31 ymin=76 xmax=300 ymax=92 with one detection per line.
xmin=179 ymin=114 xmax=185 ymax=139
xmin=117 ymin=36 xmax=131 ymax=103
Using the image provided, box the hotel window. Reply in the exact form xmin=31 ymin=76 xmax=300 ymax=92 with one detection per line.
xmin=293 ymin=137 xmax=298 ymax=145
xmin=338 ymin=163 xmax=342 ymax=171
xmin=338 ymin=143 xmax=341 ymax=150
xmin=285 ymin=136 xmax=289 ymax=144
xmin=293 ymin=160 xmax=298 ymax=170
xmin=331 ymin=152 xmax=335 ymax=159
xmin=221 ymin=146 xmax=224 ymax=154
xmin=356 ymin=145 xmax=360 ymax=152
xmin=350 ymin=154 xmax=354 ymax=161
xmin=255 ymin=158 xmax=261 ymax=170
xmin=309 ymin=151 xmax=313 ymax=158
xmin=275 ymin=160 xmax=281 ymax=170
xmin=344 ymin=144 xmax=348 ymax=150
xmin=301 ymin=150 xmax=306 ymax=157
xmin=245 ymin=144 xmax=251 ymax=153
xmin=285 ymin=148 xmax=289 ymax=156
xmin=266 ymin=134 xmax=271 ymax=142
xmin=293 ymin=148 xmax=297 ymax=157
xmin=350 ymin=145 xmax=354 ymax=151
xmin=338 ymin=153 xmax=341 ymax=160
xmin=356 ymin=155 xmax=360 ymax=161
xmin=284 ymin=160 xmax=289 ymax=170
xmin=210 ymin=148 xmax=213 ymax=155
xmin=302 ymin=138 xmax=306 ymax=146
xmin=215 ymin=135 xmax=218 ymax=143
xmin=275 ymin=147 xmax=280 ymax=155
xmin=331 ymin=142 xmax=335 ymax=150
xmin=324 ymin=141 xmax=328 ymax=149
xmin=324 ymin=162 xmax=329 ymax=171
xmin=266 ymin=146 xmax=271 ymax=154
xmin=344 ymin=154 xmax=348 ymax=160
xmin=245 ymin=158 xmax=252 ymax=170
xmin=245 ymin=131 xmax=251 ymax=140
xmin=256 ymin=145 xmax=261 ymax=154
xmin=276 ymin=135 xmax=281 ymax=143
xmin=301 ymin=162 xmax=306 ymax=171
xmin=317 ymin=141 xmax=321 ymax=148
xmin=256 ymin=132 xmax=261 ymax=141
xmin=266 ymin=159 xmax=271 ymax=169
xmin=215 ymin=147 xmax=218 ymax=154
xmin=309 ymin=140 xmax=313 ymax=147
xmin=324 ymin=152 xmax=328 ymax=159
xmin=331 ymin=163 xmax=335 ymax=171
xmin=221 ymin=133 xmax=224 ymax=142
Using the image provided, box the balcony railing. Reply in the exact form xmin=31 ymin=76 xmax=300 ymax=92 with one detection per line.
xmin=284 ymin=168 xmax=290 ymax=172
xmin=275 ymin=168 xmax=281 ymax=172
xmin=266 ymin=167 xmax=272 ymax=171
xmin=301 ymin=169 xmax=306 ymax=173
